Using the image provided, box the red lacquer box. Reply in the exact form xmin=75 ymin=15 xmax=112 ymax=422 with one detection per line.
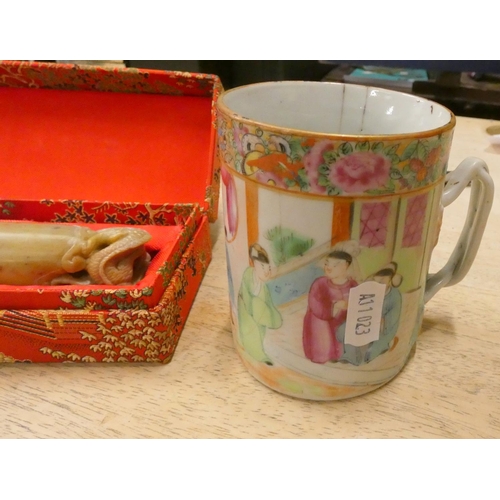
xmin=0 ymin=61 xmax=222 ymax=363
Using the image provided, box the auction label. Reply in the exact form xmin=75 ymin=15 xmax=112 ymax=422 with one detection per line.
xmin=344 ymin=281 xmax=386 ymax=347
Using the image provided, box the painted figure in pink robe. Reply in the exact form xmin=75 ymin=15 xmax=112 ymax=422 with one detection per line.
xmin=302 ymin=242 xmax=360 ymax=364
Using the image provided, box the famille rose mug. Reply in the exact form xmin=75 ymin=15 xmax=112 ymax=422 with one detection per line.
xmin=216 ymin=81 xmax=494 ymax=401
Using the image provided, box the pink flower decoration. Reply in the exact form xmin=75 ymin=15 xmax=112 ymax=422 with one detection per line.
xmin=329 ymin=151 xmax=391 ymax=193
xmin=221 ymin=165 xmax=232 ymax=185
xmin=303 ymin=140 xmax=335 ymax=194
xmin=221 ymin=168 xmax=238 ymax=239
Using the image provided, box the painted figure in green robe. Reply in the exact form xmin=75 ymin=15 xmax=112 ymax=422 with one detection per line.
xmin=237 ymin=243 xmax=282 ymax=365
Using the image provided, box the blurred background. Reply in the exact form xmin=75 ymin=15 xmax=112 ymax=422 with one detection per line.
xmin=50 ymin=60 xmax=500 ymax=120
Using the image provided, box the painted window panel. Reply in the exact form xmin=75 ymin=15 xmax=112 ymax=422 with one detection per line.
xmin=402 ymin=193 xmax=428 ymax=247
xmin=359 ymin=201 xmax=390 ymax=247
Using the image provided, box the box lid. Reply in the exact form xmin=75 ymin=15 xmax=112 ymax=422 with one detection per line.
xmin=0 ymin=61 xmax=222 ymax=222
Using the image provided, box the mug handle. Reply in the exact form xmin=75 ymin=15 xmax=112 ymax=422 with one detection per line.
xmin=425 ymin=157 xmax=494 ymax=303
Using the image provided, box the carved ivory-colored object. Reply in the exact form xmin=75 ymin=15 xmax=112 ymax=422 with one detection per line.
xmin=0 ymin=223 xmax=152 ymax=286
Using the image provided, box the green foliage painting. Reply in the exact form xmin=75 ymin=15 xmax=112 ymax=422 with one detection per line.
xmin=265 ymin=226 xmax=314 ymax=266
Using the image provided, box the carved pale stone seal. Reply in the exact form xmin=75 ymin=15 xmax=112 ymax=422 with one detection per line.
xmin=0 ymin=223 xmax=152 ymax=286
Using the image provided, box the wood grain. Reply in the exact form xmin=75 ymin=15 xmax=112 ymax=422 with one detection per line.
xmin=1 ymin=115 xmax=499 ymax=438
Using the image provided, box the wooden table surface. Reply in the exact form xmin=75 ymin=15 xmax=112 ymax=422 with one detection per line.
xmin=0 ymin=115 xmax=499 ymax=439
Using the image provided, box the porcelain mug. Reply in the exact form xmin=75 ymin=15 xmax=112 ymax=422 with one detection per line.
xmin=216 ymin=81 xmax=494 ymax=401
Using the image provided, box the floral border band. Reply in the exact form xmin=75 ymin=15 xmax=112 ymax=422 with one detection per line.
xmin=217 ymin=115 xmax=454 ymax=196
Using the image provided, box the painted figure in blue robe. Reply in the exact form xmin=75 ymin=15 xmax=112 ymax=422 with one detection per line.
xmin=337 ymin=262 xmax=403 ymax=365
xmin=365 ymin=263 xmax=403 ymax=362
